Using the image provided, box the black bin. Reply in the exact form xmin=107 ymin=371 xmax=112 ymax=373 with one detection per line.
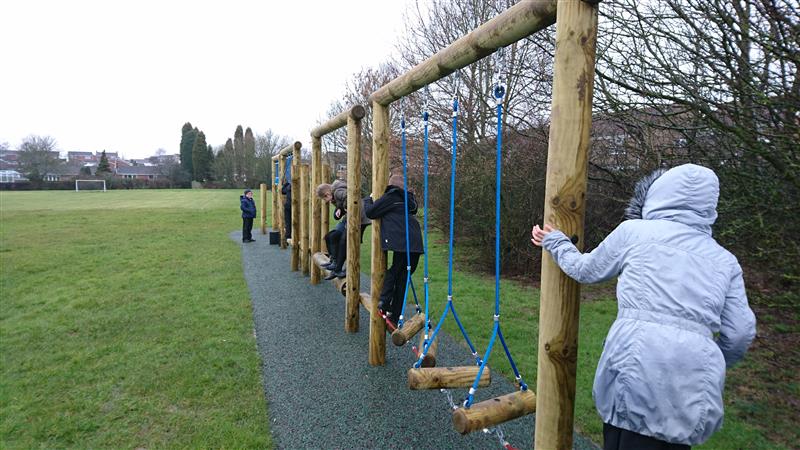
xmin=269 ymin=231 xmax=280 ymax=245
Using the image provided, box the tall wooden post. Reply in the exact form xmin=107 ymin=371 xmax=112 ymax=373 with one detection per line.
xmin=310 ymin=136 xmax=323 ymax=284
xmin=278 ymin=156 xmax=287 ymax=249
xmin=300 ymin=164 xmax=310 ymax=276
xmin=534 ymin=2 xmax=599 ymax=449
xmin=259 ymin=183 xmax=267 ymax=234
xmin=369 ymin=102 xmax=390 ymax=365
xmin=321 ymin=164 xmax=331 ymax=254
xmin=345 ymin=113 xmax=362 ymax=333
xmin=271 ymin=161 xmax=279 ymax=231
xmin=291 ymin=142 xmax=301 ymax=271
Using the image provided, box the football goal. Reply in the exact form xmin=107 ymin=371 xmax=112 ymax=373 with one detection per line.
xmin=75 ymin=179 xmax=107 ymax=192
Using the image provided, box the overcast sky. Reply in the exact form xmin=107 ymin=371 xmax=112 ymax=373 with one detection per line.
xmin=0 ymin=0 xmax=416 ymax=159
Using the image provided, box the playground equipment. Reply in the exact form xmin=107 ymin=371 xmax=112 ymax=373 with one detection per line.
xmin=275 ymin=1 xmax=600 ymax=447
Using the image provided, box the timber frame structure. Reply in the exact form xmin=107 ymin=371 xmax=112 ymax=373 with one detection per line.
xmin=274 ymin=1 xmax=600 ymax=448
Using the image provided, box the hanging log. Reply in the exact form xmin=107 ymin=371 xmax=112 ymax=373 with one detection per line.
xmin=418 ymin=329 xmax=437 ymax=368
xmin=312 ymin=252 xmax=346 ymax=296
xmin=407 ymin=366 xmax=490 ymax=390
xmin=391 ymin=313 xmax=425 ymax=346
xmin=359 ymin=292 xmax=373 ymax=311
xmin=452 ymin=389 xmax=536 ymax=435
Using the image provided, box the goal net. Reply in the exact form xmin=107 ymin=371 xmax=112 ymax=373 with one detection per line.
xmin=75 ymin=179 xmax=107 ymax=192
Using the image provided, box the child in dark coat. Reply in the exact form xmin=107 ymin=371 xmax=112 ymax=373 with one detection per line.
xmin=240 ymin=189 xmax=257 ymax=242
xmin=364 ymin=174 xmax=424 ymax=325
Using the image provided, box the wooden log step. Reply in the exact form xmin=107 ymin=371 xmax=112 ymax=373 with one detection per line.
xmin=286 ymin=238 xmax=293 ymax=246
xmin=359 ymin=292 xmax=372 ymax=311
xmin=391 ymin=313 xmax=425 ymax=346
xmin=407 ymin=366 xmax=490 ymax=390
xmin=418 ymin=332 xmax=437 ymax=368
xmin=311 ymin=252 xmax=330 ymax=269
xmin=452 ymin=389 xmax=536 ymax=435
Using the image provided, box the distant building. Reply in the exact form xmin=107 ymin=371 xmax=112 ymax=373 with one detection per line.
xmin=67 ymin=151 xmax=94 ymax=162
xmin=0 ymin=170 xmax=27 ymax=183
xmin=115 ymin=165 xmax=161 ymax=180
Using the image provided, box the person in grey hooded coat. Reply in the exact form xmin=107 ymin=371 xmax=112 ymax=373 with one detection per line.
xmin=531 ymin=164 xmax=756 ymax=449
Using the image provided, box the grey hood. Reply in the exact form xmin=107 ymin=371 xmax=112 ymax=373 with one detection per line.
xmin=626 ymin=164 xmax=719 ymax=235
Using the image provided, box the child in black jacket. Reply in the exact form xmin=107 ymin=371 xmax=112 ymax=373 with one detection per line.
xmin=364 ymin=174 xmax=424 ymax=325
xmin=240 ymin=189 xmax=257 ymax=242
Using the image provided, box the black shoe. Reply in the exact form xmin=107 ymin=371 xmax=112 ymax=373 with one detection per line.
xmin=322 ymin=262 xmax=334 ymax=270
xmin=335 ymin=270 xmax=346 ymax=279
xmin=248 ymin=239 xmax=256 ymax=242
xmin=324 ymin=272 xmax=337 ymax=280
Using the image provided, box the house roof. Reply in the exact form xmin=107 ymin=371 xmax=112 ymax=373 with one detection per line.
xmin=115 ymin=165 xmax=160 ymax=176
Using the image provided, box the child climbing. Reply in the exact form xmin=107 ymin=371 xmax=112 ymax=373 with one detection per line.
xmin=531 ymin=163 xmax=756 ymax=450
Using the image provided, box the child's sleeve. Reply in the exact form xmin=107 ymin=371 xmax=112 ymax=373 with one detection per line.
xmin=364 ymin=195 xmax=391 ymax=219
xmin=717 ymin=264 xmax=756 ymax=368
xmin=542 ymin=225 xmax=628 ymax=284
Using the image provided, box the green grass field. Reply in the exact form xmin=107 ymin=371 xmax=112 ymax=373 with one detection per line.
xmin=1 ymin=190 xmax=269 ymax=448
xmin=0 ymin=189 xmax=787 ymax=449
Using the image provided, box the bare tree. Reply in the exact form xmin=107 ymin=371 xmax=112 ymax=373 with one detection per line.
xmin=18 ymin=135 xmax=61 ymax=183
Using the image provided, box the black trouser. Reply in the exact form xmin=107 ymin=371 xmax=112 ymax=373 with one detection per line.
xmin=242 ymin=217 xmax=254 ymax=241
xmin=324 ymin=227 xmax=344 ymax=263
xmin=331 ymin=222 xmax=368 ymax=272
xmin=603 ymin=423 xmax=690 ymax=450
xmin=380 ymin=251 xmax=421 ymax=322
xmin=283 ymin=204 xmax=292 ymax=239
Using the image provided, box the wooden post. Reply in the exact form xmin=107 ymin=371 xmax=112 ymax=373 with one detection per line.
xmin=300 ymin=164 xmax=310 ymax=276
xmin=534 ymin=2 xmax=599 ymax=449
xmin=407 ymin=367 xmax=491 ymax=390
xmin=271 ymin=160 xmax=279 ymax=231
xmin=291 ymin=142 xmax=301 ymax=271
xmin=259 ymin=183 xmax=267 ymax=234
xmin=453 ymin=390 xmax=536 ymax=435
xmin=344 ymin=111 xmax=363 ymax=333
xmin=310 ymin=136 xmax=323 ymax=284
xmin=321 ymin=164 xmax=331 ymax=254
xmin=369 ymin=102 xmax=390 ymax=365
xmin=278 ymin=156 xmax=287 ymax=249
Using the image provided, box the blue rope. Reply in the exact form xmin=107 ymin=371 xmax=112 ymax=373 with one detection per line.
xmin=398 ymin=115 xmax=420 ymax=329
xmin=274 ymin=161 xmax=279 ymax=184
xmin=285 ymin=155 xmax=292 ymax=181
xmin=464 ymin=82 xmax=527 ymax=409
xmin=422 ymin=109 xmax=431 ymax=348
xmin=415 ymin=94 xmax=481 ymax=369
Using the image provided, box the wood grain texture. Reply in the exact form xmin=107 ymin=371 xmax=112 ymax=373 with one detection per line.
xmin=534 ymin=1 xmax=599 ymax=449
xmin=344 ymin=115 xmax=362 ymax=333
xmin=369 ymin=102 xmax=389 ymax=366
xmin=407 ymin=366 xmax=490 ymax=390
xmin=452 ymin=390 xmax=536 ymax=435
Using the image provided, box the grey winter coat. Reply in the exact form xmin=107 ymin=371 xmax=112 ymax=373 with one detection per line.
xmin=542 ymin=164 xmax=756 ymax=445
xmin=331 ymin=179 xmax=371 ymax=226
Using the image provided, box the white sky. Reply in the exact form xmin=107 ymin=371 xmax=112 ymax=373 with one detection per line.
xmin=0 ymin=0 xmax=416 ymax=159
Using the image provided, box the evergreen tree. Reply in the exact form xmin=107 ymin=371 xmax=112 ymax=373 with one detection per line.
xmin=179 ymin=122 xmax=196 ymax=176
xmin=244 ymin=127 xmax=256 ymax=182
xmin=233 ymin=125 xmax=244 ymax=181
xmin=206 ymin=145 xmax=215 ymax=181
xmin=191 ymin=131 xmax=209 ymax=181
xmin=96 ymin=150 xmax=112 ymax=174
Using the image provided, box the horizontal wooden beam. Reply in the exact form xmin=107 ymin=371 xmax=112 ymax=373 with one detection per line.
xmin=310 ymin=105 xmax=366 ymax=138
xmin=408 ymin=366 xmax=490 ymax=390
xmin=391 ymin=313 xmax=425 ymax=346
xmin=368 ymin=0 xmax=557 ymax=106
xmin=452 ymin=389 xmax=536 ymax=435
xmin=274 ymin=141 xmax=302 ymax=158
